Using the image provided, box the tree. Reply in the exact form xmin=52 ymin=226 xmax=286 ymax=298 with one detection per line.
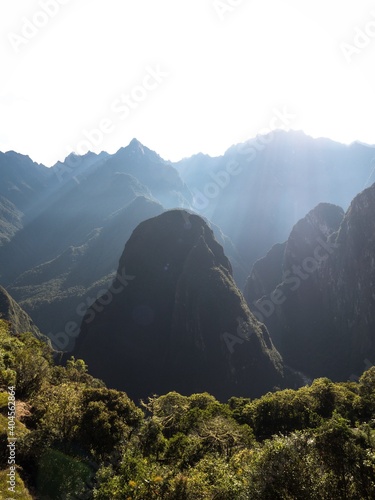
xmin=0 ymin=325 xmax=52 ymax=397
xmin=197 ymin=416 xmax=253 ymax=458
xmin=51 ymin=356 xmax=105 ymax=387
xmin=243 ymin=388 xmax=319 ymax=440
xmin=314 ymin=412 xmax=375 ymax=498
xmin=143 ymin=392 xmax=190 ymax=436
xmin=308 ymin=377 xmax=336 ymax=418
xmin=79 ymin=387 xmax=143 ymax=457
xmin=139 ymin=418 xmax=167 ymax=459
xmin=245 ymin=431 xmax=317 ymax=499
xmin=35 ymin=382 xmax=84 ymax=445
xmin=358 ymin=366 xmax=375 ymax=419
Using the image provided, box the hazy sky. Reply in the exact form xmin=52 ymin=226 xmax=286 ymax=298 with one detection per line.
xmin=1 ymin=0 xmax=374 ymax=166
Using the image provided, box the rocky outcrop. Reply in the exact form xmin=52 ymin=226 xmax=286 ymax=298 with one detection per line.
xmin=0 ymin=285 xmax=45 ymax=340
xmin=75 ymin=210 xmax=286 ymax=401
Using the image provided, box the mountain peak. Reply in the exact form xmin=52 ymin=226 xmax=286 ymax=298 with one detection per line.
xmin=75 ymin=209 xmax=285 ymax=400
xmin=128 ymin=138 xmax=145 ymax=154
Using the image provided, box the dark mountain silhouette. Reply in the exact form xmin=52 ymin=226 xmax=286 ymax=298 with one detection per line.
xmin=244 ymin=185 xmax=375 ymax=381
xmin=245 ymin=203 xmax=345 ymax=309
xmin=75 ymin=210 xmax=286 ymax=401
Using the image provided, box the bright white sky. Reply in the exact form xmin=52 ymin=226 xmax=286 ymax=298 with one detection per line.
xmin=0 ymin=0 xmax=374 ymax=166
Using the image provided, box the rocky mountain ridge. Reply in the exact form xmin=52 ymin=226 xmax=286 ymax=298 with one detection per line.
xmin=245 ymin=184 xmax=375 ymax=381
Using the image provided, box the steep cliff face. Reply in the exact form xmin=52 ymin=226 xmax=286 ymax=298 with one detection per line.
xmin=0 ymin=285 xmax=45 ymax=340
xmin=326 ymin=185 xmax=375 ymax=377
xmin=245 ymin=203 xmax=344 ymax=304
xmin=75 ymin=210 xmax=285 ymax=401
xmin=245 ymin=188 xmax=375 ymax=381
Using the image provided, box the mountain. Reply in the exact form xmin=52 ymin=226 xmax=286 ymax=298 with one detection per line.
xmin=0 ymin=151 xmax=50 ymax=211
xmin=74 ymin=210 xmax=287 ymax=401
xmin=0 ymin=167 xmax=153 ymax=283
xmin=0 ymin=139 xmax=191 ymax=282
xmin=0 ymin=284 xmax=45 ymax=340
xmin=177 ymin=130 xmax=375 ymax=286
xmin=245 ymin=202 xmax=345 ymax=310
xmin=0 ymin=135 xmax=201 ymax=347
xmin=51 ymin=150 xmax=109 ymax=187
xmin=1 ymin=131 xmax=375 ymax=358
xmin=244 ymin=185 xmax=375 ymax=381
xmin=0 ymin=151 xmax=51 ymax=244
xmin=0 ymin=140 xmax=239 ymax=349
xmin=0 ymin=195 xmax=22 ymax=245
xmin=100 ymin=138 xmax=192 ymax=208
xmin=9 ymin=196 xmax=164 ymax=350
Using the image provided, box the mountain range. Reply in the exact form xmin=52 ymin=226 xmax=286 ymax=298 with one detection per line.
xmin=0 ymin=130 xmax=374 ymax=399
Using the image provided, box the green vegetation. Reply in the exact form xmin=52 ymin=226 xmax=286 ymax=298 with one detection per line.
xmin=0 ymin=318 xmax=374 ymax=499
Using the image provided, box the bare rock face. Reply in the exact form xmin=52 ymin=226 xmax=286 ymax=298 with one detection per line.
xmin=245 ymin=187 xmax=375 ymax=381
xmin=75 ymin=210 xmax=286 ymax=401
